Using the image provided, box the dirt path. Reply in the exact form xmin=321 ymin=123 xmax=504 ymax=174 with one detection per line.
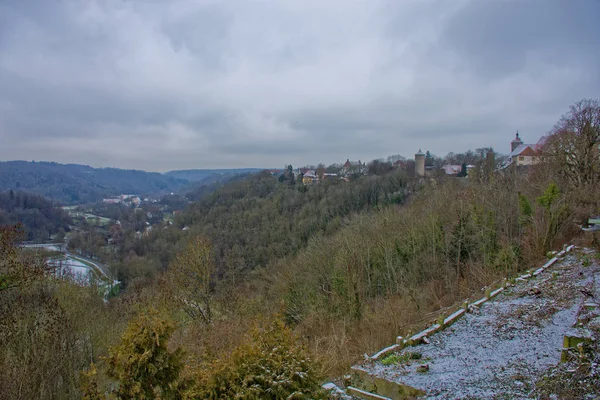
xmin=357 ymin=250 xmax=600 ymax=399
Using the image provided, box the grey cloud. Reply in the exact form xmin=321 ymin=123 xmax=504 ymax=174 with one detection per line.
xmin=439 ymin=0 xmax=600 ymax=79
xmin=0 ymin=0 xmax=599 ymax=171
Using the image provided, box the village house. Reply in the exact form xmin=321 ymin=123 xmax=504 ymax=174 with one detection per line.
xmin=302 ymin=170 xmax=319 ymax=185
xmin=442 ymin=165 xmax=462 ymax=175
xmin=340 ymin=159 xmax=367 ymax=177
xmin=392 ymin=159 xmax=405 ymax=168
xmin=102 ymin=197 xmax=121 ymax=204
xmin=508 ymin=132 xmax=542 ymax=166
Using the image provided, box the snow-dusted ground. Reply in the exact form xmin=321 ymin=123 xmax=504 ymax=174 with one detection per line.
xmin=49 ymin=257 xmax=93 ymax=285
xmin=21 ymin=243 xmax=63 ymax=252
xmin=358 ymin=252 xmax=600 ymax=399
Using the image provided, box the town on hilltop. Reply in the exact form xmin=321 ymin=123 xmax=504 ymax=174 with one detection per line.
xmin=270 ymin=132 xmax=545 ymax=185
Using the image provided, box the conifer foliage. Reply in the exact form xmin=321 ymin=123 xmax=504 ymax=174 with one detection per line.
xmin=105 ymin=309 xmax=184 ymax=399
xmin=189 ymin=316 xmax=327 ymax=399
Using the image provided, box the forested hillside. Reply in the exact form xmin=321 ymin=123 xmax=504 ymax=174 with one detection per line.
xmin=0 ymin=162 xmax=255 ymax=205
xmin=94 ymin=168 xmax=409 ymax=289
xmin=0 ymin=190 xmax=71 ymax=241
xmin=0 ymin=161 xmax=188 ymax=204
xmin=174 ymin=169 xmax=409 ymax=279
xmin=269 ymin=170 xmax=581 ymax=373
xmin=1 ymin=100 xmax=598 ymax=399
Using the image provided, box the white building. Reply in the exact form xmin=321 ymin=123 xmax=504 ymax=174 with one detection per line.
xmin=507 ymin=132 xmax=542 ymax=166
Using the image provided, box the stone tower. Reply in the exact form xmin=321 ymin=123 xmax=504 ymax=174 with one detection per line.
xmin=415 ymin=149 xmax=425 ymax=177
xmin=511 ymin=131 xmax=523 ymax=152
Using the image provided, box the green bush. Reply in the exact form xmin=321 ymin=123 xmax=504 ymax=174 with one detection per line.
xmin=189 ymin=317 xmax=327 ymax=399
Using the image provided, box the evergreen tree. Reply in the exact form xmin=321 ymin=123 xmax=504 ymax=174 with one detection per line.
xmin=425 ymin=151 xmax=434 ymax=167
xmin=105 ymin=309 xmax=184 ymax=399
xmin=457 ymin=163 xmax=467 ymax=177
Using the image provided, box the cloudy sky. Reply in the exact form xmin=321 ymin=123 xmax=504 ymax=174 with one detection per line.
xmin=1 ymin=0 xmax=598 ymax=171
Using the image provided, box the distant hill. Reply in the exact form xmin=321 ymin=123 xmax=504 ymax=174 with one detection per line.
xmin=165 ymin=168 xmax=264 ymax=182
xmin=166 ymin=168 xmax=266 ymax=201
xmin=0 ymin=161 xmax=264 ymax=205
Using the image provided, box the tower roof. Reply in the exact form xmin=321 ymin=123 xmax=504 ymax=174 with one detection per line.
xmin=415 ymin=149 xmax=425 ymax=156
xmin=512 ymin=131 xmax=523 ymax=144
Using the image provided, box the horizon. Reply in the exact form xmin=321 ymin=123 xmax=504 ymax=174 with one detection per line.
xmin=1 ymin=0 xmax=599 ymax=170
xmin=0 ymin=144 xmax=508 ymax=174
xmin=0 ymin=159 xmax=271 ymax=174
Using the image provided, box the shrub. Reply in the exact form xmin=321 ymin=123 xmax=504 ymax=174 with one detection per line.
xmin=189 ymin=316 xmax=327 ymax=399
xmin=104 ymin=308 xmax=185 ymax=399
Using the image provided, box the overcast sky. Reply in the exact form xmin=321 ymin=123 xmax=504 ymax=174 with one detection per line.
xmin=1 ymin=0 xmax=599 ymax=172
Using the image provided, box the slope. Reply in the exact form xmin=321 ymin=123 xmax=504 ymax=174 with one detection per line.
xmin=174 ymin=169 xmax=409 ymax=278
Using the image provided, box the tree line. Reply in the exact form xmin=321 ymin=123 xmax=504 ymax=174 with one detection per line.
xmin=0 ymin=190 xmax=71 ymax=241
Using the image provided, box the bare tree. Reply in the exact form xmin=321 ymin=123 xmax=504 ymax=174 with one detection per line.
xmin=542 ymin=99 xmax=600 ymax=187
xmin=166 ymin=235 xmax=215 ymax=323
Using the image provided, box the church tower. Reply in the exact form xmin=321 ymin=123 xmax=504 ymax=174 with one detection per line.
xmin=511 ymin=131 xmax=523 ymax=152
